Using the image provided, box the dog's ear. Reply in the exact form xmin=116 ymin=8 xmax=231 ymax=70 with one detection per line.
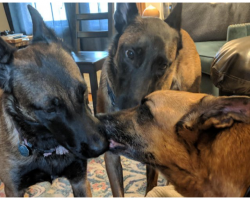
xmin=176 ymin=96 xmax=250 ymax=144
xmin=165 ymin=3 xmax=182 ymax=31
xmin=27 ymin=5 xmax=58 ymax=43
xmin=114 ymin=3 xmax=139 ymax=34
xmin=0 ymin=37 xmax=16 ymax=64
xmin=0 ymin=38 xmax=16 ymax=92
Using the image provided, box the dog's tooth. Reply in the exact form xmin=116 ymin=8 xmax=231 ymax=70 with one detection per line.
xmin=59 ymin=147 xmax=63 ymax=155
xmin=59 ymin=147 xmax=62 ymax=155
xmin=63 ymin=147 xmax=69 ymax=154
xmin=44 ymin=152 xmax=52 ymax=157
xmin=24 ymin=139 xmax=28 ymax=145
xmin=55 ymin=145 xmax=68 ymax=155
xmin=56 ymin=147 xmax=60 ymax=155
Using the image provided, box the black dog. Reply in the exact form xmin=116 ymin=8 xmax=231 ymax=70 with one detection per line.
xmin=97 ymin=3 xmax=201 ymax=197
xmin=0 ymin=5 xmax=108 ymax=197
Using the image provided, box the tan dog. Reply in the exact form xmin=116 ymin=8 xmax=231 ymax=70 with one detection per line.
xmin=98 ymin=90 xmax=250 ymax=197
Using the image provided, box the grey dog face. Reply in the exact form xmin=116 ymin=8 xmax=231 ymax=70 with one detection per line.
xmin=109 ymin=3 xmax=182 ymax=110
xmin=0 ymin=5 xmax=108 ymax=159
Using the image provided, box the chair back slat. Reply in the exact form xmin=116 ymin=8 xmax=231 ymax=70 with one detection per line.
xmin=76 ymin=13 xmax=109 ymax=20
xmin=77 ymin=31 xmax=108 ymax=38
xmin=75 ymin=3 xmax=114 ymax=51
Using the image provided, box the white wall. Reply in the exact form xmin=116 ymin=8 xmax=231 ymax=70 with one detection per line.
xmin=0 ymin=3 xmax=10 ymax=30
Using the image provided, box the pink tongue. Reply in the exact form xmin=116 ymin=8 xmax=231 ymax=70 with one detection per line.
xmin=109 ymin=140 xmax=125 ymax=148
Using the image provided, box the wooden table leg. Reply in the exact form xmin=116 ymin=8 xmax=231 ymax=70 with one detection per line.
xmin=89 ymin=69 xmax=98 ymax=115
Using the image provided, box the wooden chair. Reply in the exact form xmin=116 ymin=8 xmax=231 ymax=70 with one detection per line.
xmin=72 ymin=3 xmax=114 ymax=114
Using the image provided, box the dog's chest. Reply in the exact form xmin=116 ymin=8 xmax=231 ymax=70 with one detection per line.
xmin=12 ymin=152 xmax=76 ymax=179
xmin=36 ymin=154 xmax=75 ymax=174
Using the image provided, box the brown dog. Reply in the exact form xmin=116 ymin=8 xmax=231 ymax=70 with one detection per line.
xmin=97 ymin=3 xmax=201 ymax=196
xmin=98 ymin=90 xmax=250 ymax=197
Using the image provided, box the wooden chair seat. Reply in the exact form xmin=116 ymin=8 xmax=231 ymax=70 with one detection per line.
xmin=72 ymin=51 xmax=108 ymax=114
xmin=73 ymin=3 xmax=114 ymax=114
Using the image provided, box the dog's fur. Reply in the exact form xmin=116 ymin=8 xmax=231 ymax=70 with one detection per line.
xmin=0 ymin=6 xmax=108 ymax=197
xmin=98 ymin=90 xmax=250 ymax=197
xmin=97 ymin=3 xmax=201 ymax=196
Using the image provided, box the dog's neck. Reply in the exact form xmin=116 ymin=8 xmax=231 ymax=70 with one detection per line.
xmin=155 ymin=143 xmax=205 ymax=196
xmin=160 ymin=156 xmax=247 ymax=197
xmin=158 ymin=124 xmax=250 ymax=197
xmin=18 ymin=137 xmax=69 ymax=157
xmin=2 ymin=98 xmax=69 ymax=158
xmin=158 ymin=154 xmax=206 ymax=197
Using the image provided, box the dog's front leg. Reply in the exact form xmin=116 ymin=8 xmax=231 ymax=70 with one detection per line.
xmin=146 ymin=165 xmax=159 ymax=195
xmin=105 ymin=152 xmax=124 ymax=197
xmin=16 ymin=169 xmax=52 ymax=197
xmin=70 ymin=178 xmax=92 ymax=197
xmin=4 ymin=185 xmax=16 ymax=197
xmin=62 ymin=160 xmax=91 ymax=197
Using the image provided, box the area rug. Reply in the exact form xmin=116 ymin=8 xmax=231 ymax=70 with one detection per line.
xmin=0 ymin=101 xmax=166 ymax=197
xmin=0 ymin=156 xmax=166 ymax=197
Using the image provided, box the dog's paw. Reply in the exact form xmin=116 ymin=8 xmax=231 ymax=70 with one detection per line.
xmin=18 ymin=169 xmax=52 ymax=191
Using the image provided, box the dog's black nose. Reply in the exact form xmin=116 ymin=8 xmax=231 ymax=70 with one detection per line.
xmin=92 ymin=135 xmax=109 ymax=156
xmin=81 ymin=132 xmax=109 ymax=158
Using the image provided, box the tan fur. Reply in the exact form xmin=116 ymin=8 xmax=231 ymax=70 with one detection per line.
xmin=154 ymin=29 xmax=201 ymax=92
xmin=105 ymin=90 xmax=250 ymax=197
xmin=146 ymin=91 xmax=250 ymax=196
xmin=174 ymin=30 xmax=201 ymax=91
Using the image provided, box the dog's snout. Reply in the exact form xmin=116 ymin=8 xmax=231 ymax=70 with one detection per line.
xmin=95 ymin=114 xmax=116 ymax=136
xmin=82 ymin=132 xmax=109 ymax=158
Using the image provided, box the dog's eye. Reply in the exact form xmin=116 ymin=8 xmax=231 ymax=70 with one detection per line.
xmin=159 ymin=65 xmax=167 ymax=70
xmin=52 ymin=98 xmax=59 ymax=106
xmin=158 ymin=62 xmax=171 ymax=71
xmin=155 ymin=57 xmax=170 ymax=70
xmin=126 ymin=50 xmax=135 ymax=60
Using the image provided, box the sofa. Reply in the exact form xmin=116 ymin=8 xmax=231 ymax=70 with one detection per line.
xmin=173 ymin=3 xmax=250 ymax=95
xmin=211 ymin=35 xmax=250 ymax=96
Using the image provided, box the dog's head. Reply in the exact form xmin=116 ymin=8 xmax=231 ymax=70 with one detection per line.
xmin=98 ymin=90 xmax=250 ymax=169
xmin=108 ymin=3 xmax=182 ymax=110
xmin=0 ymin=5 xmax=108 ymax=159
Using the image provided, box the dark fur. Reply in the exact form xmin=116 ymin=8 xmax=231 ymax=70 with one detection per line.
xmin=97 ymin=3 xmax=201 ymax=197
xmin=0 ymin=6 xmax=108 ymax=197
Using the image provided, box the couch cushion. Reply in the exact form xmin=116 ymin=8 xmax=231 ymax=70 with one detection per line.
xmin=195 ymin=41 xmax=226 ymax=75
xmin=173 ymin=3 xmax=250 ymax=42
xmin=211 ymin=36 xmax=250 ymax=95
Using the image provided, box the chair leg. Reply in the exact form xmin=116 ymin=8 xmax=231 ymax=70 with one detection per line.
xmin=89 ymin=70 xmax=98 ymax=115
